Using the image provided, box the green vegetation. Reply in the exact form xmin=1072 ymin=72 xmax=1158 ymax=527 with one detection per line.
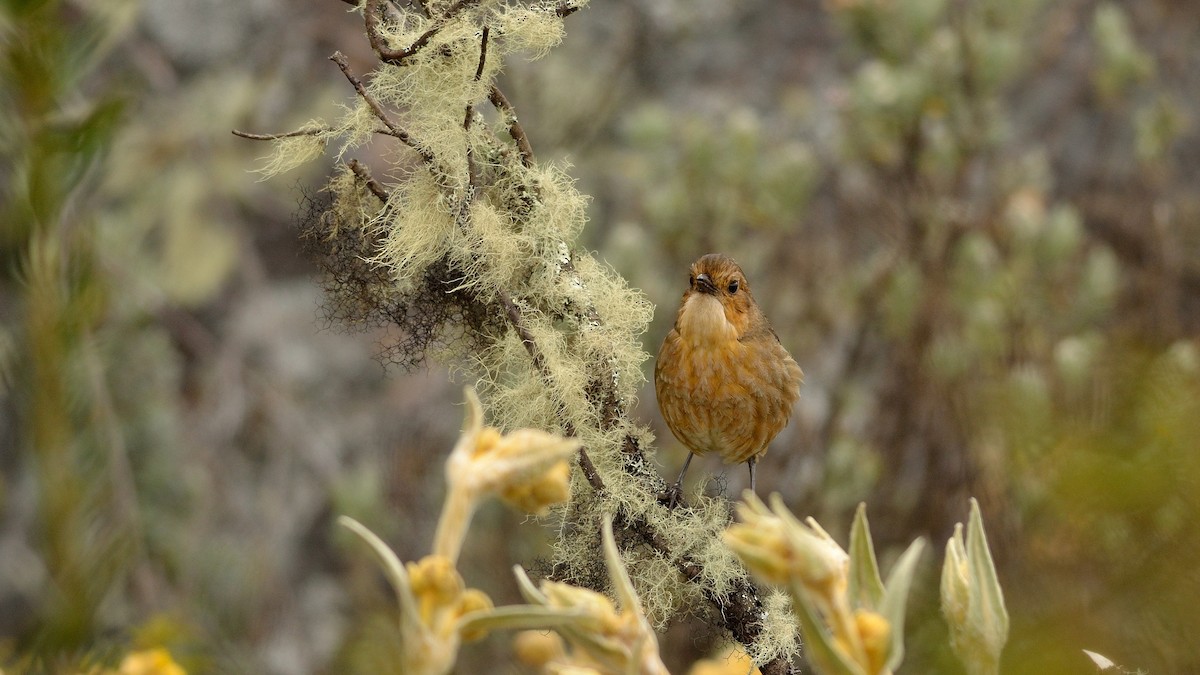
xmin=2 ymin=0 xmax=1197 ymax=673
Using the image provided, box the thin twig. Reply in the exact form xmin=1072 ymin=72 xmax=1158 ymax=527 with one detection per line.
xmin=233 ymin=126 xmax=404 ymax=141
xmin=488 ymin=85 xmax=535 ymax=168
xmin=365 ymin=0 xmax=482 ymax=64
xmin=347 ymin=159 xmax=391 ymax=202
xmin=464 ymin=26 xmax=489 ymax=190
xmin=329 ymin=51 xmax=435 ymax=164
xmin=232 ymin=128 xmax=327 ymax=141
xmin=472 ymin=25 xmax=489 ymax=81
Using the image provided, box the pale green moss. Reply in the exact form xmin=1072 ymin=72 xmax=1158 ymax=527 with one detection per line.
xmin=751 ymin=590 xmax=801 ymax=666
xmin=254 ymin=127 xmax=329 ymax=179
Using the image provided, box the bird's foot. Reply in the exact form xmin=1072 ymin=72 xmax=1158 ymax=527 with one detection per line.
xmin=658 ymin=480 xmax=686 ymax=509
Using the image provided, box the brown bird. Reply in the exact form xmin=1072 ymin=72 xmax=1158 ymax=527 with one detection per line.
xmin=655 ymin=253 xmax=803 ymax=500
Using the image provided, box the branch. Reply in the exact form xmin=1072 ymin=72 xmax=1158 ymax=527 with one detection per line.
xmin=233 ymin=126 xmax=404 ymax=141
xmin=464 ymin=26 xmax=489 ymax=191
xmin=347 ymin=159 xmax=391 ymax=202
xmin=329 ymin=51 xmax=435 ymax=164
xmin=365 ymin=0 xmax=482 ymax=65
xmin=496 ymin=288 xmax=606 ymax=492
xmin=327 ymin=5 xmax=790 ymax=670
xmin=488 ymin=85 xmax=535 ymax=168
xmin=232 ymin=127 xmax=327 ymax=140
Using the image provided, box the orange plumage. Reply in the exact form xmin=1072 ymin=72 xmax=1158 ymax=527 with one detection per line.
xmin=655 ymin=254 xmax=803 ymax=495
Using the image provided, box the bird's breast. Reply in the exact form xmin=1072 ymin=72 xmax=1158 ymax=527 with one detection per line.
xmin=676 ymin=294 xmax=738 ymax=347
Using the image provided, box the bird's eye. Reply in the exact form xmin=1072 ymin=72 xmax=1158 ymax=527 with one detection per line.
xmin=727 ymin=279 xmax=739 ymax=294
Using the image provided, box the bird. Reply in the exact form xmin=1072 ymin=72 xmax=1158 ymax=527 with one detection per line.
xmin=655 ymin=253 xmax=803 ymax=502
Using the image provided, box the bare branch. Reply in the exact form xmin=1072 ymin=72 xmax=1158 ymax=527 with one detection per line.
xmin=365 ymin=0 xmax=482 ymax=65
xmin=472 ymin=24 xmax=489 ymax=81
xmin=347 ymin=159 xmax=391 ymax=202
xmin=464 ymin=26 xmax=489 ymax=190
xmin=232 ymin=128 xmax=327 ymax=141
xmin=488 ymin=86 xmax=535 ymax=168
xmin=233 ymin=126 xmax=405 ymax=141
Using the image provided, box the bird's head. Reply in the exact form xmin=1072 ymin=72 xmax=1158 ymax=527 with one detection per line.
xmin=675 ymin=253 xmax=760 ymax=344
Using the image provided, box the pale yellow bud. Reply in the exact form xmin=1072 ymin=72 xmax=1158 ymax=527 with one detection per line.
xmin=513 ymin=630 xmax=567 ymax=666
xmin=435 ymin=388 xmax=579 ymax=561
xmin=500 ymin=459 xmax=571 ymax=514
xmin=724 ymin=493 xmax=849 ymax=598
xmin=686 ymin=644 xmax=762 ymax=675
xmin=941 ymin=499 xmax=1009 ymax=675
xmin=854 ymin=610 xmax=891 ymax=675
xmin=456 ymin=589 xmax=495 ymax=642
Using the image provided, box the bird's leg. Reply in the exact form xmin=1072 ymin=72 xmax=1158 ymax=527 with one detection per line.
xmin=748 ymin=456 xmax=757 ymax=493
xmin=665 ymin=452 xmax=695 ymax=508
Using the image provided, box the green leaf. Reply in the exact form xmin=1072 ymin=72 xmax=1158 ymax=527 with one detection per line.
xmin=512 ymin=565 xmax=548 ymax=605
xmin=848 ymin=502 xmax=885 ymax=611
xmin=338 ymin=515 xmax=421 ymax=634
xmin=966 ymin=498 xmax=1008 ymax=652
xmin=455 ymin=605 xmax=592 ymax=636
xmin=878 ymin=537 xmax=926 ymax=671
xmin=602 ymin=515 xmax=642 ymax=614
xmin=788 ymin=583 xmax=866 ymax=675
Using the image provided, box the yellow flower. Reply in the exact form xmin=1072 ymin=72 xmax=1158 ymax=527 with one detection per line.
xmin=338 ymin=519 xmax=495 ymax=675
xmin=723 ymin=493 xmax=849 ymax=602
xmin=515 ymin=517 xmax=669 ymax=675
xmin=854 ymin=610 xmax=891 ymax=675
xmin=435 ymin=387 xmax=580 ymax=561
xmin=500 ymin=458 xmax=571 ymax=515
xmin=725 ymin=495 xmax=927 ymax=675
xmin=687 ymin=644 xmax=762 ymax=675
xmin=406 ymin=555 xmax=494 ymax=642
xmin=513 ymin=630 xmax=567 ymax=666
xmin=117 ymin=649 xmax=186 ymax=675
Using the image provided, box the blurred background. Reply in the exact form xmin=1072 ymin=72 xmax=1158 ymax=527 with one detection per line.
xmin=2 ymin=0 xmax=1198 ymax=673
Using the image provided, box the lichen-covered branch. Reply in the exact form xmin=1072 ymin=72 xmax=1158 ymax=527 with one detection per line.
xmin=238 ymin=1 xmax=797 ymax=670
xmin=329 ymin=51 xmax=435 ymax=164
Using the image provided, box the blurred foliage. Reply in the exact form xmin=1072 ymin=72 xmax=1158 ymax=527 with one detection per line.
xmin=1 ymin=0 xmax=1199 ymax=673
xmin=2 ymin=0 xmax=148 ymax=653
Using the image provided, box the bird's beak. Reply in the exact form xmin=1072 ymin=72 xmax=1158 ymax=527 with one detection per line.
xmin=695 ymin=273 xmax=717 ymax=294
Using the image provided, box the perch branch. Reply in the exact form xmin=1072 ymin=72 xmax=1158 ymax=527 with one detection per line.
xmin=495 ymin=289 xmax=606 ymax=492
xmin=326 ymin=5 xmax=790 ymax=670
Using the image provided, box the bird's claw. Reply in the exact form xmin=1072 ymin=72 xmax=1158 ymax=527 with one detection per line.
xmin=658 ymin=481 xmax=686 ymax=509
